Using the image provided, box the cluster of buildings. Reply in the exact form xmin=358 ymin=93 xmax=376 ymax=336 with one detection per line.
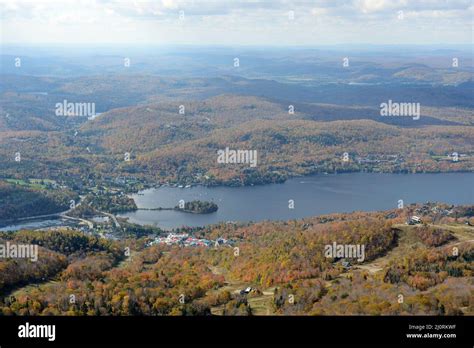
xmin=414 ymin=203 xmax=455 ymax=217
xmin=148 ymin=233 xmax=232 ymax=248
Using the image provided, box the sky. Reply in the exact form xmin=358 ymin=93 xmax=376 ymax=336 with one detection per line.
xmin=0 ymin=0 xmax=473 ymax=46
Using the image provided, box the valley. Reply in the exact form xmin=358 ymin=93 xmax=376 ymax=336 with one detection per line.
xmin=0 ymin=45 xmax=472 ymax=318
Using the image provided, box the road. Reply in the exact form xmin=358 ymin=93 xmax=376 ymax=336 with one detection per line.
xmin=5 ymin=195 xmax=95 ymax=230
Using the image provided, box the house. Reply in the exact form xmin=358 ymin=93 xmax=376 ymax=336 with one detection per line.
xmin=408 ymin=216 xmax=422 ymax=225
xmin=214 ymin=237 xmax=227 ymax=246
xmin=240 ymin=287 xmax=253 ymax=295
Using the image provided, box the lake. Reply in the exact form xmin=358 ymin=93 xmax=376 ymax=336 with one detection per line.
xmin=0 ymin=218 xmax=67 ymax=232
xmin=119 ymin=173 xmax=474 ymax=230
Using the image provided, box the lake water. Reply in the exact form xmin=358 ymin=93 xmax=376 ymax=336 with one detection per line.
xmin=119 ymin=173 xmax=474 ymax=230
xmin=0 ymin=218 xmax=66 ymax=232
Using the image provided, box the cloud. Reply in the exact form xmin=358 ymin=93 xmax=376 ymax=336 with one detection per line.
xmin=0 ymin=0 xmax=472 ymax=44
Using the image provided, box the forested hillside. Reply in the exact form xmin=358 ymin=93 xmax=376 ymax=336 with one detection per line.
xmin=0 ymin=181 xmax=77 ymax=221
xmin=1 ymin=93 xmax=473 ymax=188
xmin=1 ymin=204 xmax=472 ymax=316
